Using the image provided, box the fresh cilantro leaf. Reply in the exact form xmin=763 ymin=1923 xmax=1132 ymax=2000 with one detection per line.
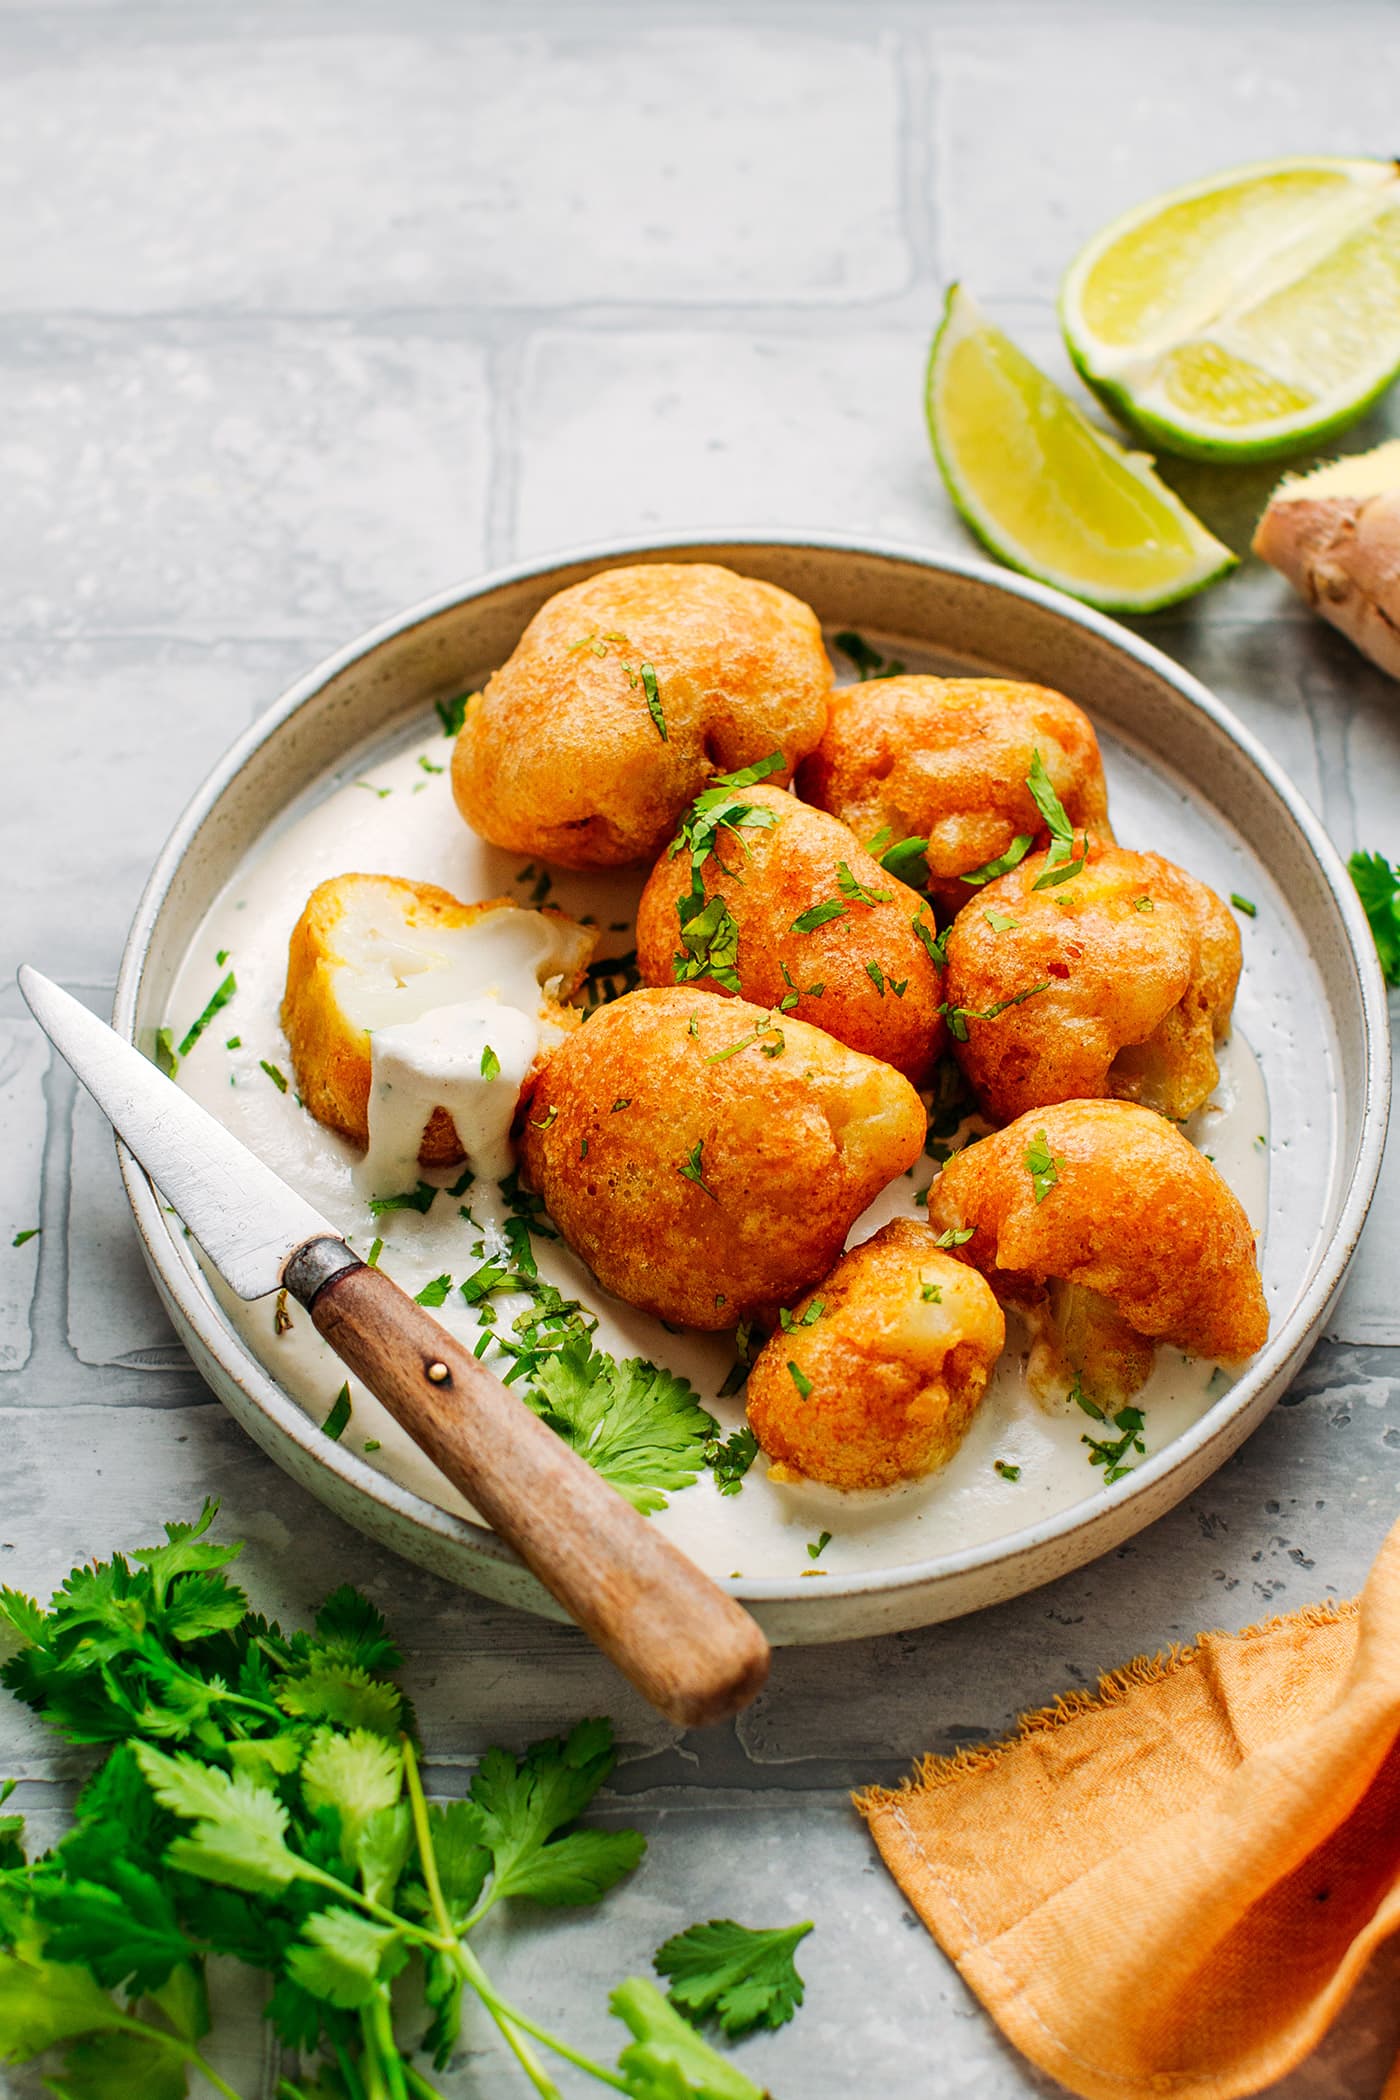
xmin=791 ymin=899 xmax=847 ymax=933
xmin=933 ymin=1225 xmax=974 ymax=1247
xmin=367 ymin=1180 xmax=438 ymax=1217
xmin=322 ymin=1384 xmax=352 ymax=1441
xmin=1025 ymin=749 xmax=1087 ymax=889
xmin=277 ymin=1662 xmax=402 ymax=1738
xmin=778 ymin=1299 xmax=823 ymax=1332
xmin=286 ymin=1905 xmax=410 ymax=2008
xmin=154 ymin=1026 xmax=179 ymax=1077
xmin=655 ymin=1917 xmax=813 ymax=2037
xmin=414 ymin=1274 xmax=454 ymax=1308
xmin=10 ymin=1229 xmax=39 ymax=1249
xmin=435 ymin=691 xmax=469 ymax=736
xmin=469 ymin=1718 xmax=645 ymax=1909
xmin=836 ymin=861 xmax=892 ymax=907
xmin=941 ymin=979 xmax=1050 ymax=1042
xmin=678 ymin=1138 xmax=717 ymax=1202
xmin=526 ymin=1337 xmax=718 ymax=1513
xmin=1230 ymin=892 xmax=1257 ymax=918
xmin=425 ymin=1799 xmax=492 ymax=1927
xmin=0 ymin=1587 xmax=48 ymax=1646
xmin=312 ymin=1584 xmax=402 ymax=1675
xmin=612 ymin=1977 xmax=766 ymax=2100
xmin=709 ymin=752 xmax=786 ymax=791
xmin=640 ymin=661 xmax=667 ymax=741
xmin=131 ymin=1498 xmax=242 ymax=1603
xmin=301 ymin=1729 xmax=402 ymax=1863
xmin=1083 ymin=1405 xmax=1148 ymax=1484
xmin=787 ymin=1362 xmax=812 ymax=1400
xmin=134 ymin=1744 xmax=305 ymax=1894
xmin=1350 ymin=849 xmax=1400 ymax=986
xmin=960 ymin=834 xmax=1034 ymax=887
xmin=865 ymin=959 xmax=886 ymax=996
xmin=806 ymin=1534 xmax=831 ymax=1561
xmin=994 ymin=1459 xmax=1022 ymax=1480
xmin=32 ymin=1861 xmax=192 ymax=1994
xmin=911 ymin=912 xmax=950 ymax=969
xmin=38 ymin=2024 xmax=190 ymax=2100
xmin=984 ymin=910 xmax=1018 ymax=931
xmin=674 ymin=894 xmax=742 ymax=994
xmin=879 ymin=835 xmax=930 ymax=886
xmin=702 ymin=1426 xmax=759 ymax=1495
xmin=1024 ymin=1129 xmax=1061 ymax=1203
xmin=833 ymin=630 xmax=906 ymax=682
xmin=259 ymin=1058 xmax=289 ymax=1092
xmin=176 ymin=972 xmax=236 ymax=1060
xmin=479 ymin=1043 xmax=502 ymax=1081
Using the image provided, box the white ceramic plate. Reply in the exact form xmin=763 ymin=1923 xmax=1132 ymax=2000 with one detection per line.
xmin=114 ymin=536 xmax=1391 ymax=1644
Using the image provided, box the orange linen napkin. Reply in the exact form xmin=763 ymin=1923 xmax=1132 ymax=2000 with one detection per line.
xmin=858 ymin=1515 xmax=1400 ymax=2100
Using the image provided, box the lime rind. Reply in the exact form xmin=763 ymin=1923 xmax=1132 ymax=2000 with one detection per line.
xmin=1060 ymin=154 xmax=1400 ymax=462
xmin=927 ymin=285 xmax=1237 ymax=616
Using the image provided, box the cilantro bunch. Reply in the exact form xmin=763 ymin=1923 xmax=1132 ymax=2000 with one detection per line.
xmin=0 ymin=1504 xmax=808 ymax=2100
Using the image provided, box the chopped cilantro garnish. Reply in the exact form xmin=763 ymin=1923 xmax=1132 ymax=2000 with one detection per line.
xmin=435 ymin=690 xmax=469 ymax=735
xmin=1230 ymin=893 xmax=1257 ymax=918
xmin=792 ymin=899 xmax=847 ymax=933
xmin=363 ymin=1437 xmax=381 ymax=1452
xmin=368 ymin=1180 xmax=438 ymax=1217
xmin=366 ymin=1236 xmax=383 ymax=1268
xmin=480 ymin=1044 xmax=501 ymax=1081
xmin=703 ymin=1424 xmax=760 ymax=1495
xmin=675 ymin=894 xmax=742 ymax=993
xmin=920 ymin=1280 xmax=942 ymax=1302
xmin=836 ymin=861 xmax=892 ymax=907
xmin=983 ymin=910 xmax=1018 ymax=932
xmin=1071 ymin=1379 xmax=1105 ymax=1421
xmin=259 ymin=1058 xmax=288 ymax=1092
xmin=225 ymin=1034 xmax=242 ymax=1049
xmin=787 ymin=1361 xmax=813 ymax=1400
xmin=1022 ymin=750 xmax=1088 ymax=890
xmin=580 ymin=1137 xmax=589 ymax=1159
xmin=1024 ymin=1129 xmax=1061 ymax=1202
xmin=531 ymin=1104 xmax=559 ymax=1129
xmin=778 ymin=960 xmax=824 ymax=1010
xmin=354 ymin=778 xmax=392 ymax=799
xmin=1350 ymin=850 xmax=1400 ymax=985
xmin=889 ymin=976 xmax=908 ymax=997
xmin=525 ymin=1335 xmax=717 ymax=1511
xmin=866 ymin=960 xmax=886 ymax=996
xmin=933 ymin=1225 xmax=974 ymax=1247
xmin=11 ymin=1228 xmax=40 ymax=1248
xmin=994 ymin=1459 xmax=1021 ymax=1481
xmin=1083 ymin=1404 xmax=1147 ymax=1483
xmin=879 ymin=835 xmax=931 ymax=886
xmin=1134 ymin=896 xmax=1154 ymax=912
xmin=941 ymin=979 xmax=1050 ymax=1041
xmin=414 ymin=1274 xmax=454 ymax=1308
xmin=177 ymin=971 xmax=237 ymax=1059
xmin=806 ymin=1533 xmax=831 ymax=1562
xmin=323 ymin=1383 xmax=352 ymax=1440
xmin=778 ymin=1299 xmax=823 ymax=1332
xmin=640 ymin=661 xmax=667 ymax=741
xmin=215 ymin=948 xmax=229 ymax=966
xmin=960 ymin=834 xmax=1034 ymax=886
xmin=708 ymin=1019 xmax=784 ymax=1063
xmin=611 ymin=1096 xmax=632 ymax=1112
xmin=834 ymin=629 xmax=906 ymax=681
xmin=678 ymin=1138 xmax=717 ymax=1201
xmin=154 ymin=1025 xmax=179 ymax=1077
xmin=912 ymin=911 xmax=951 ymax=968
xmin=418 ymin=753 xmax=444 ymax=774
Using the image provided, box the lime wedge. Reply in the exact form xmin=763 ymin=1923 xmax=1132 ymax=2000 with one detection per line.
xmin=1061 ymin=156 xmax=1400 ymax=461
xmin=927 ymin=285 xmax=1236 ymax=614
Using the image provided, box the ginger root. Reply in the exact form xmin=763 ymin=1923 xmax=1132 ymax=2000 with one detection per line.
xmin=1253 ymin=439 xmax=1400 ymax=679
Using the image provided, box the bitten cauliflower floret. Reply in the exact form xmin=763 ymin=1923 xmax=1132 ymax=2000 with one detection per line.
xmin=941 ymin=839 xmax=1241 ymax=1123
xmin=282 ymin=873 xmax=596 ymax=1163
xmin=797 ymin=675 xmax=1112 ymax=911
xmin=451 ymin=563 xmax=833 ymax=869
xmin=926 ymin=1100 xmax=1268 ymax=1407
xmin=745 ymin=1220 xmax=1006 ymax=1490
xmin=520 ymin=987 xmax=925 ymax=1329
xmin=635 ymin=780 xmax=946 ymax=1084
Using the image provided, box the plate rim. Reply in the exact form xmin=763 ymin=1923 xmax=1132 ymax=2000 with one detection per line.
xmin=112 ymin=529 xmax=1393 ymax=1620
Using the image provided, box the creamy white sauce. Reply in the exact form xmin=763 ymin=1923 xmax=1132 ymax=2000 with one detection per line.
xmin=364 ymin=999 xmax=538 ymax=1195
xmin=166 ymin=716 xmax=1273 ymax=1584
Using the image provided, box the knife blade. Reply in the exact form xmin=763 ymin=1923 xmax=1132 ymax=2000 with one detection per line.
xmin=18 ymin=965 xmax=335 ymax=1299
xmin=17 ymin=963 xmax=771 ymax=1726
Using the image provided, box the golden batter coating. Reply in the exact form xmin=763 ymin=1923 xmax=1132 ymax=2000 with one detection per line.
xmin=282 ymin=873 xmax=595 ymax=1163
xmin=797 ymin=674 xmax=1112 ymax=911
xmin=745 ymin=1221 xmax=1005 ymax=1490
xmin=941 ymin=840 xmax=1241 ymax=1124
xmin=520 ymin=987 xmax=925 ymax=1329
xmin=452 ymin=563 xmax=833 ymax=869
xmin=634 ymin=781 xmax=946 ymax=1084
xmin=926 ymin=1100 xmax=1268 ymax=1406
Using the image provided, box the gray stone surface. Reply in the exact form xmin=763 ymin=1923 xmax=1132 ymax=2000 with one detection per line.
xmin=4 ymin=4 xmax=1400 ymax=2097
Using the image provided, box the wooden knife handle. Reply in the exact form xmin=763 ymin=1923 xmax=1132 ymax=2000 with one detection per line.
xmin=287 ymin=1242 xmax=770 ymax=1727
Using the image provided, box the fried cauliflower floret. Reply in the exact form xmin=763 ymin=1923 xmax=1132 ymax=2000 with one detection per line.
xmin=452 ymin=563 xmax=833 ymax=869
xmin=282 ymin=873 xmax=596 ymax=1163
xmin=745 ymin=1221 xmax=1005 ymax=1490
xmin=520 ymin=987 xmax=924 ymax=1329
xmin=797 ymin=675 xmax=1112 ymax=911
xmin=927 ymin=1101 xmax=1268 ymax=1407
xmin=634 ymin=781 xmax=946 ymax=1083
xmin=941 ymin=839 xmax=1241 ymax=1123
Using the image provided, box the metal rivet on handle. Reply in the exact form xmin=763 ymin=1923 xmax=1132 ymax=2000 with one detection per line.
xmin=426 ymin=1361 xmax=449 ymax=1384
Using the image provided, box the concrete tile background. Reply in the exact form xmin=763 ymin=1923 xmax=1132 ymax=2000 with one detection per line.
xmin=4 ymin=2 xmax=1399 ymax=2095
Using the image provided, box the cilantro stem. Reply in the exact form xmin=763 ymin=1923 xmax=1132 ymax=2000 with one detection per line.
xmin=358 ymin=2008 xmax=392 ymax=2100
xmin=365 ymin=1995 xmax=408 ymax=2100
xmin=403 ymin=2071 xmax=450 ymax=2100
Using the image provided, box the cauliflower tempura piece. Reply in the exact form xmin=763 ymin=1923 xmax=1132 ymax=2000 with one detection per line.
xmin=452 ymin=563 xmax=833 ymax=869
xmin=745 ymin=1220 xmax=1006 ymax=1490
xmin=941 ymin=839 xmax=1241 ymax=1123
xmin=520 ymin=987 xmax=925 ymax=1330
xmin=797 ymin=674 xmax=1112 ymax=911
xmin=635 ymin=778 xmax=946 ymax=1084
xmin=282 ymin=874 xmax=595 ymax=1174
xmin=927 ymin=1100 xmax=1268 ymax=1408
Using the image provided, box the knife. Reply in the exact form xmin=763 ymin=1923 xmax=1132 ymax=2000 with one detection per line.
xmin=18 ymin=966 xmax=770 ymax=1727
